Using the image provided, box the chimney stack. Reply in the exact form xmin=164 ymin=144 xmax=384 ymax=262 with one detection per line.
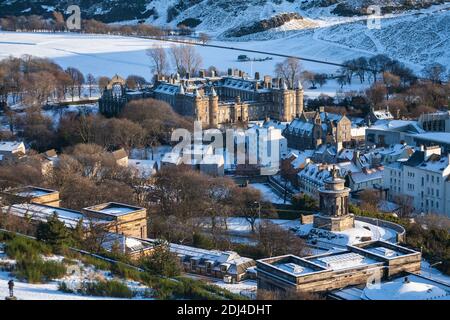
xmin=254 ymin=72 xmax=260 ymax=80
xmin=263 ymin=76 xmax=272 ymax=89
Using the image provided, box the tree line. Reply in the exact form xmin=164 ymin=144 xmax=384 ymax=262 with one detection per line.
xmin=0 ymin=13 xmax=165 ymax=37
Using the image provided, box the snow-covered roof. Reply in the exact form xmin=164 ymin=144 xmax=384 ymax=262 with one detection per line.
xmin=145 ymin=240 xmax=254 ymax=272
xmin=274 ymin=262 xmax=314 ymax=276
xmin=286 ymin=149 xmax=314 ymax=169
xmin=153 ymin=82 xmax=182 ymax=95
xmin=349 ymin=168 xmax=384 ymax=184
xmin=286 ymin=119 xmax=314 ymax=134
xmin=7 ymin=203 xmax=108 ymax=228
xmin=221 ymin=77 xmax=259 ymax=92
xmin=311 ymin=252 xmax=378 ymax=271
xmin=84 ymin=202 xmax=144 ymax=217
xmin=0 ymin=141 xmax=24 ymax=153
xmin=363 ymin=275 xmax=450 ymax=300
xmin=128 ymin=159 xmax=157 ymax=178
xmin=406 ymin=152 xmax=450 ymax=174
xmin=12 ymin=186 xmax=57 ymax=198
xmin=102 ymin=233 xmax=153 ymax=254
xmin=161 ymin=152 xmax=181 ymax=165
xmin=372 ymin=109 xmax=394 ymax=120
xmin=370 ymin=120 xmax=425 ymax=134
xmin=414 ymin=132 xmax=450 ymax=145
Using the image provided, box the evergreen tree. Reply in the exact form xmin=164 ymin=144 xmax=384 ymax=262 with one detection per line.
xmin=36 ymin=212 xmax=72 ymax=251
xmin=72 ymin=218 xmax=85 ymax=247
xmin=140 ymin=240 xmax=181 ymax=277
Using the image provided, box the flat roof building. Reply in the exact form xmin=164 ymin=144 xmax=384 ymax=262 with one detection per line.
xmin=2 ymin=186 xmax=61 ymax=207
xmin=256 ymin=240 xmax=421 ymax=294
xmin=83 ymin=202 xmax=147 ymax=238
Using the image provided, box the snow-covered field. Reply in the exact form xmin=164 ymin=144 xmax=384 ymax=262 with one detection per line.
xmin=0 ymin=31 xmax=344 ymax=78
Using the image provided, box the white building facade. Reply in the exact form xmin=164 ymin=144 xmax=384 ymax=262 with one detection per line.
xmin=383 ymin=146 xmax=450 ymax=216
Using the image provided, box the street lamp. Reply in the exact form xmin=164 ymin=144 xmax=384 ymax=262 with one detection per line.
xmin=254 ymin=201 xmax=261 ymax=222
xmin=429 ymin=261 xmax=443 ymax=278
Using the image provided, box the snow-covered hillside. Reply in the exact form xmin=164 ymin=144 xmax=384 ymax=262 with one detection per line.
xmin=1 ymin=0 xmax=446 ymax=31
xmin=0 ymin=243 xmax=150 ymax=300
xmin=1 ymin=2 xmax=449 ymax=77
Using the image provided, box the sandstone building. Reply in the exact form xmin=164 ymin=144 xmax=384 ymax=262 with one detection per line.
xmin=99 ymin=69 xmax=304 ymax=126
xmin=283 ymin=108 xmax=352 ymax=151
xmin=257 ymin=240 xmax=421 ymax=294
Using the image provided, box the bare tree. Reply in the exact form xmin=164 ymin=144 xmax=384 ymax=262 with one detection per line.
xmin=198 ymin=32 xmax=211 ymax=45
xmin=393 ymin=194 xmax=414 ymax=218
xmin=126 ymin=75 xmax=147 ymax=90
xmin=274 ymin=58 xmax=302 ymax=89
xmin=65 ymin=67 xmax=85 ymax=101
xmin=303 ymin=71 xmax=317 ymax=89
xmin=86 ymin=73 xmax=95 ymax=97
xmin=98 ymin=76 xmax=111 ymax=93
xmin=233 ymin=186 xmax=263 ymax=233
xmin=256 ymin=220 xmax=309 ymax=257
xmin=170 ymin=45 xmax=202 ymax=77
xmin=422 ymin=63 xmax=447 ymax=84
xmin=146 ymin=46 xmax=169 ymax=78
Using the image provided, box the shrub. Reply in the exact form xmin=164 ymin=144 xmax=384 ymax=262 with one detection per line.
xmin=80 ymin=255 xmax=112 ymax=271
xmin=292 ymin=194 xmax=319 ymax=212
xmin=4 ymin=236 xmax=52 ymax=260
xmin=14 ymin=258 xmax=67 ymax=283
xmin=79 ymin=280 xmax=134 ymax=298
xmin=110 ymin=263 xmax=141 ymax=281
xmin=192 ymin=233 xmax=215 ymax=250
xmin=58 ymin=281 xmax=74 ymax=293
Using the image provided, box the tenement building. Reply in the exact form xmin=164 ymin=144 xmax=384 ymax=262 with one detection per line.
xmin=383 ymin=145 xmax=450 ymax=216
xmin=99 ymin=69 xmax=304 ymax=126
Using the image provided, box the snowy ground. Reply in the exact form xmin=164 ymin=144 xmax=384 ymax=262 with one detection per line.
xmin=249 ymin=183 xmax=291 ymax=205
xmin=42 ymin=103 xmax=98 ymax=128
xmin=225 ymin=217 xmax=397 ymax=248
xmin=0 ymin=243 xmax=151 ymax=300
xmin=213 ymin=279 xmax=257 ymax=299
